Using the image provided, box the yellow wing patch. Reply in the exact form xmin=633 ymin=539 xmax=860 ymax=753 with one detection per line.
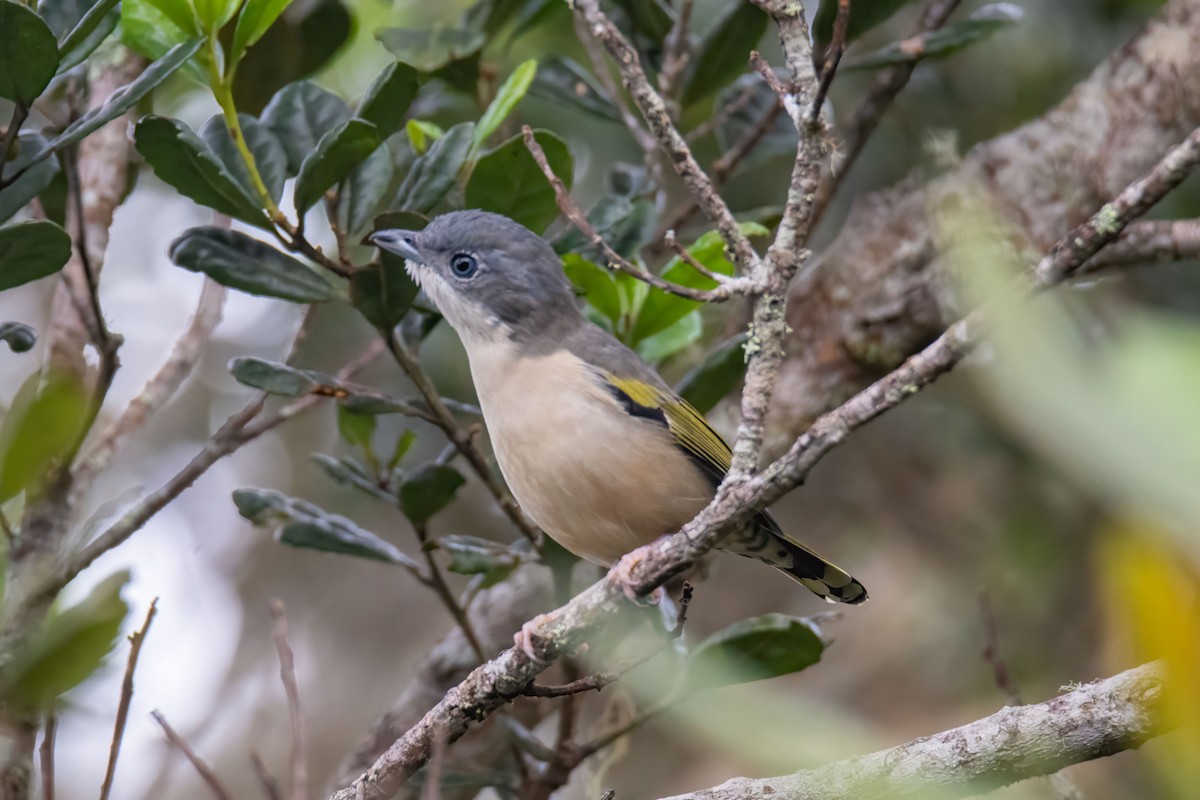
xmin=606 ymin=375 xmax=731 ymax=480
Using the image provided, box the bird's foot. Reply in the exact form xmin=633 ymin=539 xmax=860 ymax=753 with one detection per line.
xmin=513 ymin=612 xmax=557 ymax=665
xmin=606 ymin=554 xmax=664 ymax=607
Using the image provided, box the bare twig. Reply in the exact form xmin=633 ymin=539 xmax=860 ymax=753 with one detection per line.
xmin=268 ymin=601 xmax=308 ymax=800
xmin=663 ymin=231 xmax=726 ymax=283
xmin=809 ymin=0 xmax=964 ymax=227
xmin=979 ymin=592 xmax=1021 ymax=705
xmin=661 ymin=664 xmax=1163 ymax=800
xmin=1080 ymin=218 xmax=1200 ymax=271
xmin=523 ymin=127 xmax=752 ymax=302
xmin=251 ymin=752 xmax=284 ymax=800
xmin=571 ymin=0 xmax=757 ymax=271
xmin=658 ymin=0 xmax=695 ymax=101
xmin=414 ymin=527 xmax=488 ymax=662
xmin=99 ymin=599 xmax=158 ymax=800
xmin=38 ymin=715 xmax=55 ymax=800
xmin=810 ymin=0 xmax=850 ymax=126
xmin=151 ymin=711 xmax=233 ymax=800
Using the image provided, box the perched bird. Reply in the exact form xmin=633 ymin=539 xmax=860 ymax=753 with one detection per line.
xmin=370 ymin=211 xmax=866 ymax=647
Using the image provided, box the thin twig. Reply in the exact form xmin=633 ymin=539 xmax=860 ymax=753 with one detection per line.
xmin=521 ymin=673 xmax=620 ymax=698
xmin=658 ymin=0 xmax=695 ymax=101
xmin=1080 ymin=218 xmax=1200 ymax=271
xmin=268 ymin=601 xmax=308 ymax=800
xmin=39 ymin=715 xmax=55 ymax=800
xmin=663 ymin=232 xmax=725 ymax=282
xmin=99 ymin=599 xmax=158 ymax=800
xmin=810 ymin=0 xmax=850 ymax=125
xmin=414 ymin=527 xmax=488 ymax=662
xmin=421 ymin=726 xmax=448 ymax=800
xmin=151 ymin=711 xmax=233 ymax=800
xmin=523 ymin=126 xmax=752 ymax=302
xmin=979 ymin=592 xmax=1021 ymax=705
xmin=251 ymin=751 xmax=284 ymax=800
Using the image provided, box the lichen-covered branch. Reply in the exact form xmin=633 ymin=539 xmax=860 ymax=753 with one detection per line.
xmin=660 ymin=663 xmax=1165 ymax=800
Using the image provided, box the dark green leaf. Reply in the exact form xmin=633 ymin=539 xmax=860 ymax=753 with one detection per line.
xmin=358 ymin=61 xmax=420 ymax=138
xmin=842 ymin=4 xmax=1024 ymax=71
xmin=311 ymin=454 xmax=396 ymax=503
xmin=0 ymin=571 xmax=129 ymax=711
xmin=552 ymin=196 xmax=654 ymax=259
xmin=232 ymin=0 xmax=351 ymax=115
xmin=609 ymin=0 xmax=672 ymax=41
xmin=199 ymin=113 xmax=289 ymax=204
xmin=121 ymin=0 xmax=201 ymax=58
xmin=439 ymin=535 xmax=522 ymax=587
xmin=394 ymin=121 xmax=473 ymax=214
xmin=134 ymin=116 xmax=270 ymax=227
xmin=529 ymin=56 xmax=617 ymax=120
xmin=231 ymin=0 xmax=294 ymax=65
xmin=0 ymin=0 xmax=59 ymax=105
xmin=562 ymin=254 xmax=621 ymax=328
xmin=814 ymin=0 xmax=918 ymax=50
xmin=0 ymin=322 xmax=36 ymax=353
xmin=350 ymin=254 xmax=419 ymax=329
xmin=234 ymin=487 xmax=418 ymax=566
xmin=0 ymin=220 xmax=71 ymax=291
xmin=169 ymin=226 xmax=345 ymax=303
xmin=0 ymin=369 xmax=88 ymax=503
xmin=228 ymin=356 xmax=319 ymax=396
xmin=375 ymin=24 xmax=485 ymax=72
xmin=0 ymin=135 xmax=60 ymax=225
xmin=465 ymin=129 xmax=570 ymax=234
xmin=715 ymin=72 xmax=795 ymax=167
xmin=337 ymin=404 xmax=376 ymax=451
xmin=294 ymin=119 xmax=380 ymax=213
xmin=682 ymin=2 xmax=766 ymax=107
xmin=689 ymin=613 xmax=826 ymax=691
xmin=399 ymin=463 xmax=465 ymax=527
xmin=339 ymin=144 xmax=396 ymax=241
xmin=261 ymin=80 xmax=352 ymax=174
xmin=471 ymin=58 xmax=536 ymax=153
xmin=675 ymin=333 xmax=748 ymax=413
xmin=56 ymin=0 xmax=119 ymax=73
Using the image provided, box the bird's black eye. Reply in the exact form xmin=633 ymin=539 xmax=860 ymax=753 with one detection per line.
xmin=449 ymin=253 xmax=478 ymax=278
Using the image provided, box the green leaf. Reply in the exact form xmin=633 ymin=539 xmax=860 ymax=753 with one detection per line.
xmin=465 ymin=129 xmax=570 ymax=234
xmin=339 ymin=143 xmax=396 ymax=241
xmin=228 ymin=356 xmax=319 ymax=396
xmin=194 ymin=0 xmax=241 ymax=32
xmin=842 ymin=4 xmax=1024 ymax=71
xmin=528 ymin=56 xmax=617 ymax=121
xmin=357 ymin=61 xmax=420 ymax=138
xmin=0 ymin=369 xmax=89 ymax=503
xmin=609 ymin=0 xmax=672 ymax=41
xmin=0 ymin=571 xmax=130 ymax=711
xmin=0 ymin=322 xmax=36 ymax=353
xmin=689 ymin=613 xmax=826 ymax=691
xmin=675 ymin=333 xmax=749 ymax=414
xmin=398 ymin=463 xmax=465 ymax=527
xmin=231 ymin=0 xmax=351 ymax=115
xmin=375 ymin=24 xmax=485 ymax=72
xmin=121 ymin=0 xmax=200 ymax=58
xmin=405 ymin=120 xmax=443 ymax=155
xmin=56 ymin=0 xmax=120 ymax=73
xmin=234 ymin=487 xmax=419 ymax=567
xmin=260 ymin=80 xmax=351 ymax=174
xmin=635 ymin=310 xmax=701 ymax=363
xmin=439 ymin=535 xmax=522 ymax=587
xmin=350 ymin=253 xmax=419 ymax=329
xmin=388 ymin=429 xmax=416 ymax=471
xmin=311 ymin=454 xmax=396 ymax=503
xmin=394 ymin=121 xmax=473 ymax=215
xmin=0 ymin=135 xmax=60 ymax=224
xmin=293 ymin=119 xmax=380 ymax=213
xmin=337 ymin=404 xmax=376 ymax=451
xmin=198 ymin=113 xmax=288 ymax=204
xmin=814 ymin=0 xmax=919 ymax=50
xmin=562 ymin=254 xmax=621 ymax=328
xmin=471 ymin=58 xmax=536 ymax=153
xmin=169 ymin=226 xmax=345 ymax=303
xmin=0 ymin=0 xmax=60 ymax=105
xmin=230 ymin=0 xmax=293 ymax=65
xmin=682 ymin=2 xmax=767 ymax=107
xmin=134 ymin=116 xmax=270 ymax=227
xmin=0 ymin=220 xmax=72 ymax=291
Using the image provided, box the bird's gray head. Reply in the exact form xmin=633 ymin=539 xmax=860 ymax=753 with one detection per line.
xmin=369 ymin=210 xmax=580 ymax=347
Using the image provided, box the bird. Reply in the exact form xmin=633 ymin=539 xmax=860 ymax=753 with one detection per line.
xmin=369 ymin=211 xmax=866 ymax=653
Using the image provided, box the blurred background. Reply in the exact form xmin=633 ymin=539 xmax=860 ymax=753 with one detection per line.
xmin=1 ymin=0 xmax=1195 ymax=798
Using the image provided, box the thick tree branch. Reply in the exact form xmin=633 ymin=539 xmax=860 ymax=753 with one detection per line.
xmin=661 ymin=663 xmax=1165 ymax=800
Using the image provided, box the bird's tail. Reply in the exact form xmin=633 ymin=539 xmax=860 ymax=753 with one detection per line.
xmin=727 ymin=511 xmax=868 ymax=605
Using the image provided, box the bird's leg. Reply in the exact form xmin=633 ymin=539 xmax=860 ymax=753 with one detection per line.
xmin=513 ymin=612 xmax=558 ymax=665
xmin=606 ymin=541 xmax=667 ymax=606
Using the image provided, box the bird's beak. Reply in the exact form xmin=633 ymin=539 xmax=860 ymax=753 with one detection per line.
xmin=367 ymin=229 xmax=423 ymax=263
